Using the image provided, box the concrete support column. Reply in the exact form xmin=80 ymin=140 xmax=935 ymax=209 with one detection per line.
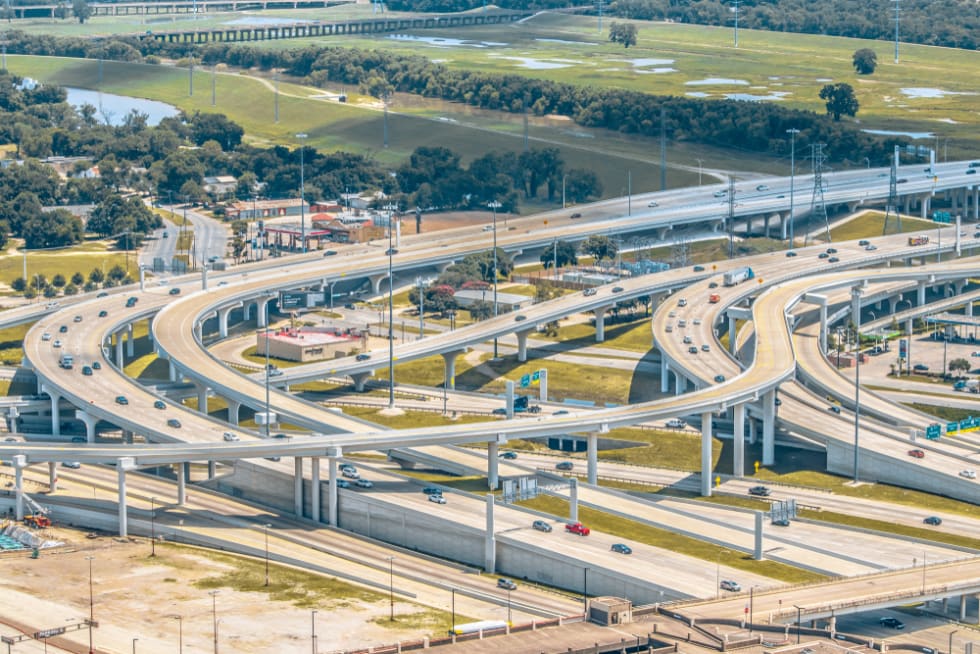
xmin=851 ymin=291 xmax=861 ymax=326
xmin=819 ymin=304 xmax=828 ymax=353
xmin=12 ymin=455 xmax=25 ymax=521
xmin=733 ymin=403 xmax=745 ymax=478
xmin=594 ymin=308 xmax=607 ymax=342
xmin=485 ymin=493 xmax=496 ymax=573
xmin=569 ymin=478 xmax=578 ymax=523
xmin=226 ymin=399 xmax=240 ymax=426
xmin=754 ymin=511 xmax=764 ymax=560
xmin=587 ymin=433 xmax=598 ymax=485
xmin=77 ymin=411 xmax=98 ymax=443
xmin=169 ymin=359 xmax=179 ymax=383
xmin=748 ymin=417 xmax=757 ymax=445
xmin=961 ymin=595 xmax=968 ymax=621
xmin=516 ymin=331 xmax=529 ymax=362
xmin=49 ymin=391 xmax=61 ymax=437
xmin=177 ymin=462 xmax=186 ymax=506
xmin=728 ymin=315 xmax=738 ymax=355
xmin=257 ymin=298 xmax=271 ymax=328
xmin=48 ymin=462 xmax=57 ymax=492
xmin=218 ymin=306 xmax=233 ymax=338
xmin=828 ymin=615 xmax=837 ymax=636
xmin=243 ymin=302 xmax=252 ymax=321
xmin=675 ymin=371 xmax=685 ymax=396
xmin=660 ymin=358 xmax=670 ymax=393
xmin=701 ymin=412 xmax=713 ymax=497
xmin=125 ymin=324 xmax=134 ymax=358
xmin=762 ymin=389 xmax=776 ymax=466
xmin=294 ymin=457 xmax=303 ymax=518
xmin=505 ymin=381 xmax=515 ymax=419
xmin=539 ymin=369 xmax=548 ymax=402
xmin=442 ymin=351 xmax=459 ymax=390
xmin=968 ymin=301 xmax=974 ymax=318
xmin=328 ymin=458 xmax=338 ymax=527
xmin=207 ymin=460 xmax=216 ymax=480
xmin=117 ymin=457 xmax=135 ymax=537
xmin=350 ymin=373 xmax=370 ymax=392
xmin=917 ymin=281 xmax=927 ymax=306
xmin=487 ymin=441 xmax=499 ymax=490
xmin=310 ymin=457 xmax=321 ymax=523
xmin=370 ymin=274 xmax=387 ymax=295
xmin=114 ymin=332 xmax=125 ymax=368
xmin=196 ymin=383 xmax=209 ymax=415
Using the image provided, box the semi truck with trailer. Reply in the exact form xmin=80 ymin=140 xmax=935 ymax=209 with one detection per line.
xmin=723 ymin=267 xmax=754 ymax=287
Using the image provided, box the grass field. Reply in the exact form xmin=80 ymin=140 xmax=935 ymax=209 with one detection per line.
xmin=0 ymin=240 xmax=130 ymax=289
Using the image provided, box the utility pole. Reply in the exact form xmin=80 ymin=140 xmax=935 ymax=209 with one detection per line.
xmin=786 ymin=128 xmax=799 ymax=244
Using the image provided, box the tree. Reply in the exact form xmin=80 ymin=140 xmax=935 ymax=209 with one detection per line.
xmin=852 ymin=48 xmax=877 ymax=74
xmin=88 ymin=267 xmax=105 ymax=285
xmin=564 ymin=169 xmax=603 ymax=204
xmin=22 ymin=209 xmax=83 ymax=249
xmin=581 ymin=235 xmax=618 ymax=262
xmin=70 ymin=272 xmax=84 ymax=286
xmin=540 ymin=240 xmax=578 ymax=269
xmin=949 ymin=358 xmax=971 ymax=375
xmin=52 ymin=274 xmax=66 ymax=288
xmin=609 ymin=22 xmax=638 ymax=48
xmin=819 ymin=83 xmax=860 ymax=121
xmin=468 ymin=300 xmax=493 ymax=321
xmin=72 ymin=0 xmax=91 ymax=23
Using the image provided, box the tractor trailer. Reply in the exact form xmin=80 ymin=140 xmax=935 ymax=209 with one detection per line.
xmin=723 ymin=267 xmax=754 ymax=287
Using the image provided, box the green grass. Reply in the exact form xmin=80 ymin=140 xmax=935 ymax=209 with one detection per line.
xmin=517 ymin=495 xmax=825 ymax=584
xmin=828 ymin=211 xmax=939 ymax=242
xmin=375 ymin=353 xmax=478 ymax=388
xmin=341 ymin=405 xmax=491 ymax=430
xmin=797 ymin=509 xmax=980 ymax=551
xmin=0 ymin=323 xmax=32 ymax=365
xmin=397 ymin=471 xmax=494 ymax=493
xmin=904 ymin=403 xmax=975 ymax=423
xmin=1 ymin=240 xmax=129 ymax=288
xmin=552 ymin=317 xmax=654 ymax=354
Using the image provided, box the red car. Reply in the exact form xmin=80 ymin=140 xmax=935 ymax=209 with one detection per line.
xmin=908 ymin=449 xmax=925 ymax=458
xmin=565 ymin=522 xmax=590 ymax=536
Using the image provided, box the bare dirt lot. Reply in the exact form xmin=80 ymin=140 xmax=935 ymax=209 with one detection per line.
xmin=0 ymin=527 xmax=427 ymax=654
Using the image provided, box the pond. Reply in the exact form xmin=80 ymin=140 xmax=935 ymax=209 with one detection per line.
xmin=65 ymin=88 xmax=179 ymax=126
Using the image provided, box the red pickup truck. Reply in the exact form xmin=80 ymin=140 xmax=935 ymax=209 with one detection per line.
xmin=565 ymin=522 xmax=591 ymax=536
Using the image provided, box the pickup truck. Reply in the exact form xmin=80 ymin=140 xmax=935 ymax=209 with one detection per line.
xmin=565 ymin=522 xmax=590 ymax=536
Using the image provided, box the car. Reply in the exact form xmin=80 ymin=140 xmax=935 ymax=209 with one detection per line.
xmin=708 ymin=282 xmax=719 ymax=289
xmin=428 ymin=494 xmax=447 ymax=504
xmin=59 ymin=325 xmax=68 ymax=333
xmin=879 ymin=617 xmax=905 ymax=629
xmin=828 ymin=257 xmax=840 ymax=263
xmin=532 ymin=519 xmax=552 ymax=532
xmin=355 ymin=478 xmax=374 ymax=488
xmin=264 ymin=456 xmax=282 ymax=462
xmin=41 ymin=332 xmax=51 ymax=341
xmin=666 ymin=418 xmax=686 ymax=428
xmin=960 ymin=469 xmax=977 ymax=479
xmin=272 ymin=433 xmax=289 ymax=440
xmin=97 ymin=292 xmax=109 ymax=298
xmin=786 ymin=251 xmax=797 ymax=257
xmin=153 ymin=400 xmax=166 ymax=410
xmin=323 ymin=250 xmax=338 ymax=257
xmin=748 ymin=486 xmax=771 ymax=496
xmin=828 ymin=405 xmax=841 ymax=414
xmin=268 ymin=368 xmax=284 ymax=377
xmin=858 ymin=240 xmax=870 ymax=246
xmin=339 ymin=463 xmax=357 ymax=473
xmin=355 ymin=353 xmax=371 ymax=361
xmin=682 ymin=336 xmax=693 ymax=344
xmin=923 ymin=516 xmax=942 ymax=526
xmin=714 ymin=374 xmax=726 ymax=383
xmin=713 ymin=190 xmax=728 ymax=198
xmin=908 ymin=449 xmax=925 ymax=458
xmin=52 ymin=339 xmax=62 ymax=348
xmin=169 ymin=288 xmax=181 ymax=295
xmin=826 ymin=248 xmax=837 ymax=254
xmin=701 ymin=344 xmax=711 ymax=352
xmin=897 ymin=178 xmax=908 ymax=184
xmin=499 ymin=451 xmax=518 ymax=460
xmin=556 ymin=461 xmax=574 ymax=471
xmin=973 ymin=351 xmax=980 ymax=358
xmin=678 ymin=298 xmax=688 ymax=307
xmin=668 ymin=311 xmax=677 ymax=318
xmin=553 ymin=410 xmax=569 ymax=416
xmin=82 ymin=366 xmax=93 ymax=376
xmin=61 ymin=461 xmax=81 ymax=469
xmin=647 ymin=201 xmax=659 ymax=208
xmin=688 ymin=346 xmax=698 ymax=354
xmin=125 ymin=297 xmax=138 ymax=307
xmin=772 ymin=519 xmax=790 ymax=527
xmin=818 ymin=252 xmax=830 ymax=259
xmin=611 ymin=543 xmax=633 ymax=555
xmin=73 ymin=315 xmax=83 ymax=323
xmin=98 ymin=310 xmax=108 ymax=317
xmin=217 ymin=281 xmax=228 ymax=287
xmin=222 ymin=432 xmax=239 ymax=442
xmin=611 ymin=286 xmax=624 ymax=293
xmin=693 ymin=265 xmax=705 ymax=272
xmin=334 ymin=479 xmax=351 ymax=489
xmin=720 ymin=580 xmax=741 ymax=592
xmin=115 ymin=396 xmax=128 ymax=405
xmin=913 ymin=364 xmax=929 ymax=372
xmin=570 ymin=212 xmax=582 ymax=219
xmin=497 ymin=578 xmax=518 ymax=590
xmin=865 ymin=244 xmax=878 ymax=251
xmin=342 ymin=468 xmax=360 ymax=479
xmin=514 ymin=314 xmax=527 ymax=321
xmin=665 ymin=324 xmax=673 ymax=333
xmin=422 ymin=486 xmax=443 ymax=496
xmin=968 ymin=169 xmax=978 ymax=175
xmin=774 ymin=398 xmax=782 ymax=406
xmin=565 ymin=522 xmax=590 ymax=536
xmin=692 ymin=318 xmax=702 ymax=326
xmin=583 ymin=288 xmax=597 ymax=297
xmin=167 ymin=418 xmax=181 ymax=429
xmin=756 ymin=184 xmax=770 ymax=191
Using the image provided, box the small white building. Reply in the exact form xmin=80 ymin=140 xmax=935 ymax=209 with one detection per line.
xmin=453 ymin=289 xmax=532 ymax=312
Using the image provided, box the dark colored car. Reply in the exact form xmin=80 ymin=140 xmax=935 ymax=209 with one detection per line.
xmin=81 ymin=366 xmax=93 ymax=376
xmin=828 ymin=405 xmax=841 ymax=414
xmin=786 ymin=251 xmax=797 ymax=257
xmin=92 ymin=362 xmax=101 ymax=370
xmin=714 ymin=374 xmax=726 ymax=383
xmin=772 ymin=518 xmax=790 ymax=527
xmin=818 ymin=252 xmax=830 ymax=259
xmin=499 ymin=451 xmax=518 ymax=460
xmin=514 ymin=314 xmax=527 ymax=321
xmin=98 ymin=310 xmax=108 ymax=317
xmin=748 ymin=486 xmax=771 ymax=497
xmin=169 ymin=288 xmax=181 ymax=295
xmin=923 ymin=516 xmax=942 ymax=526
xmin=59 ymin=325 xmax=68 ymax=333
xmin=611 ymin=287 xmax=624 ymax=293
xmin=827 ymin=248 xmax=838 ymax=254
xmin=913 ymin=364 xmax=929 ymax=372
xmin=879 ymin=617 xmax=905 ymax=629
xmin=355 ymin=353 xmax=371 ymax=361
xmin=693 ymin=265 xmax=705 ymax=272
xmin=688 ymin=346 xmax=698 ymax=354
xmin=97 ymin=292 xmax=109 ymax=298
xmin=422 ymin=486 xmax=443 ymax=495
xmin=153 ymin=400 xmax=166 ymax=410
xmin=555 ymin=461 xmax=574 ymax=471
xmin=167 ymin=418 xmax=181 ymax=428
xmin=570 ymin=212 xmax=582 ymax=219
xmin=323 ymin=250 xmax=338 ymax=257
xmin=126 ymin=297 xmax=138 ymax=307
xmin=828 ymin=256 xmax=840 ymax=263
xmin=115 ymin=396 xmax=129 ymax=405
xmin=611 ymin=543 xmax=633 ymax=555
xmin=532 ymin=519 xmax=552 ymax=532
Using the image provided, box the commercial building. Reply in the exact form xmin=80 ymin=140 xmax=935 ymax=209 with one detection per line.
xmin=256 ymin=326 xmax=366 ymax=363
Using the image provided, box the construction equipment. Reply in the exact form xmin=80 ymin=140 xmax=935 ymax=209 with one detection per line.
xmin=22 ymin=493 xmax=51 ymax=529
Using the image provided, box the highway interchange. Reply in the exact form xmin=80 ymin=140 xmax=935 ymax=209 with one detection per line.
xmin=3 ymin=160 xmax=980 ymax=647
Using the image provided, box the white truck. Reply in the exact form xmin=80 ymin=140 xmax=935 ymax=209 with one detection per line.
xmin=59 ymin=353 xmax=74 ymax=370
xmin=723 ymin=266 xmax=754 ymax=287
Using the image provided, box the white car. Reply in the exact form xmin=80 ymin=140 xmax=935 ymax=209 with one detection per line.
xmin=666 ymin=418 xmax=686 ymax=428
xmin=647 ymin=201 xmax=659 ymax=208
xmin=342 ymin=468 xmax=360 ymax=479
xmin=960 ymin=469 xmax=977 ymax=479
xmin=52 ymin=340 xmax=62 ymax=348
xmin=222 ymin=432 xmax=240 ymax=442
xmin=41 ymin=332 xmax=51 ymax=341
xmin=428 ymin=494 xmax=447 ymax=504
xmin=720 ymin=580 xmax=741 ymax=592
xmin=355 ymin=479 xmax=374 ymax=488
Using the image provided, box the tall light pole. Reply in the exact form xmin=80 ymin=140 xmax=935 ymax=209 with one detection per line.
xmin=488 ymin=201 xmax=501 ymax=359
xmin=264 ymin=322 xmax=271 ymax=438
xmin=696 ymin=158 xmax=703 ymax=186
xmin=296 ymin=133 xmax=308 ymax=254
xmin=852 ymin=286 xmax=863 ymax=483
xmin=173 ymin=615 xmax=182 ymax=653
xmin=787 ymin=128 xmax=800 ymax=244
xmin=416 ymin=276 xmax=425 ymax=340
xmin=386 ymin=212 xmax=396 ymax=410
xmin=311 ymin=609 xmax=318 ymax=654
xmin=386 ymin=556 xmax=395 ymax=621
xmin=794 ymin=605 xmax=803 ymax=643
xmin=149 ymin=496 xmax=156 ymax=557
xmin=263 ymin=523 xmax=271 ymax=586
xmin=132 ymin=638 xmax=138 ymax=654
xmin=561 ymin=174 xmax=567 ymax=209
xmin=949 ymin=629 xmax=958 ymax=654
xmin=209 ymin=590 xmax=219 ymax=654
xmin=86 ymin=555 xmax=95 ymax=654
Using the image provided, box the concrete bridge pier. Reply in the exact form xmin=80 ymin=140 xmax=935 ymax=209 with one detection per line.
xmin=569 ymin=478 xmax=579 ymax=523
xmin=350 ymin=372 xmax=370 ymax=392
xmin=256 ymin=297 xmax=272 ymax=328
xmin=169 ymin=358 xmax=180 ymax=382
xmin=13 ymin=455 xmax=26 ymax=521
xmin=733 ymin=403 xmax=745 ymax=478
xmin=114 ymin=331 xmax=125 ymax=368
xmin=195 ymin=382 xmax=209 ymax=415
xmin=48 ymin=462 xmax=57 ymax=492
xmin=594 ymin=306 xmax=609 ymax=342
xmin=485 ymin=493 xmax=496 ymax=574
xmin=310 ymin=456 xmax=321 ymax=523
xmin=226 ymin=399 xmax=241 ymax=425
xmin=700 ymin=411 xmax=713 ymax=497
xmin=77 ymin=411 xmax=98 ymax=443
xmin=177 ymin=462 xmax=187 ymax=506
xmin=442 ymin=350 xmax=464 ymax=390
xmin=660 ymin=358 xmax=671 ymax=394
xmin=208 ymin=460 xmax=217 ymax=480
xmin=117 ymin=457 xmax=136 ymax=537
xmin=125 ymin=323 xmax=135 ymax=358
xmin=487 ymin=440 xmax=499 ymax=490
xmin=328 ymin=456 xmax=339 ymax=526
xmin=762 ymin=389 xmax=776 ymax=466
xmin=515 ymin=329 xmax=532 ymax=362
xmin=369 ymin=273 xmax=389 ymax=295
xmin=917 ymin=281 xmax=927 ymax=306
xmin=294 ymin=457 xmax=304 ymax=518
xmin=218 ymin=304 xmax=240 ymax=338
xmin=587 ymin=433 xmax=599 ymax=485
xmin=44 ymin=388 xmax=62 ymax=437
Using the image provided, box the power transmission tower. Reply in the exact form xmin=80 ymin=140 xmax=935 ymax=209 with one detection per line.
xmin=882 ymin=146 xmax=901 ymax=235
xmin=732 ymin=0 xmax=740 ymax=47
xmin=892 ymin=0 xmax=901 ymax=63
xmin=670 ymin=238 xmax=691 ymax=268
xmin=596 ymin=0 xmax=605 ymax=32
xmin=806 ymin=143 xmax=831 ymax=244
xmin=727 ymin=176 xmax=736 ymax=258
xmin=660 ymin=106 xmax=667 ymax=191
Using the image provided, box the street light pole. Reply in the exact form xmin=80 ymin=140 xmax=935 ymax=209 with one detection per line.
xmin=696 ymin=158 xmax=703 ymax=186
xmin=263 ymin=523 xmax=271 ymax=586
xmin=264 ymin=323 xmax=271 ymax=439
xmin=852 ymin=287 xmax=862 ymax=482
xmin=488 ymin=201 xmax=501 ymax=359
xmin=386 ymin=556 xmax=395 ymax=621
xmin=86 ymin=555 xmax=94 ymax=654
xmin=387 ymin=216 xmax=396 ymax=410
xmin=311 ymin=609 xmax=318 ymax=654
xmin=296 ymin=133 xmax=308 ymax=254
xmin=949 ymin=629 xmax=958 ymax=654
xmin=209 ymin=590 xmax=219 ymax=654
xmin=149 ymin=496 xmax=156 ymax=557
xmin=787 ymin=128 xmax=800 ymax=244
xmin=174 ymin=615 xmax=182 ymax=653
xmin=794 ymin=605 xmax=802 ymax=644
xmin=132 ymin=638 xmax=138 ymax=654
